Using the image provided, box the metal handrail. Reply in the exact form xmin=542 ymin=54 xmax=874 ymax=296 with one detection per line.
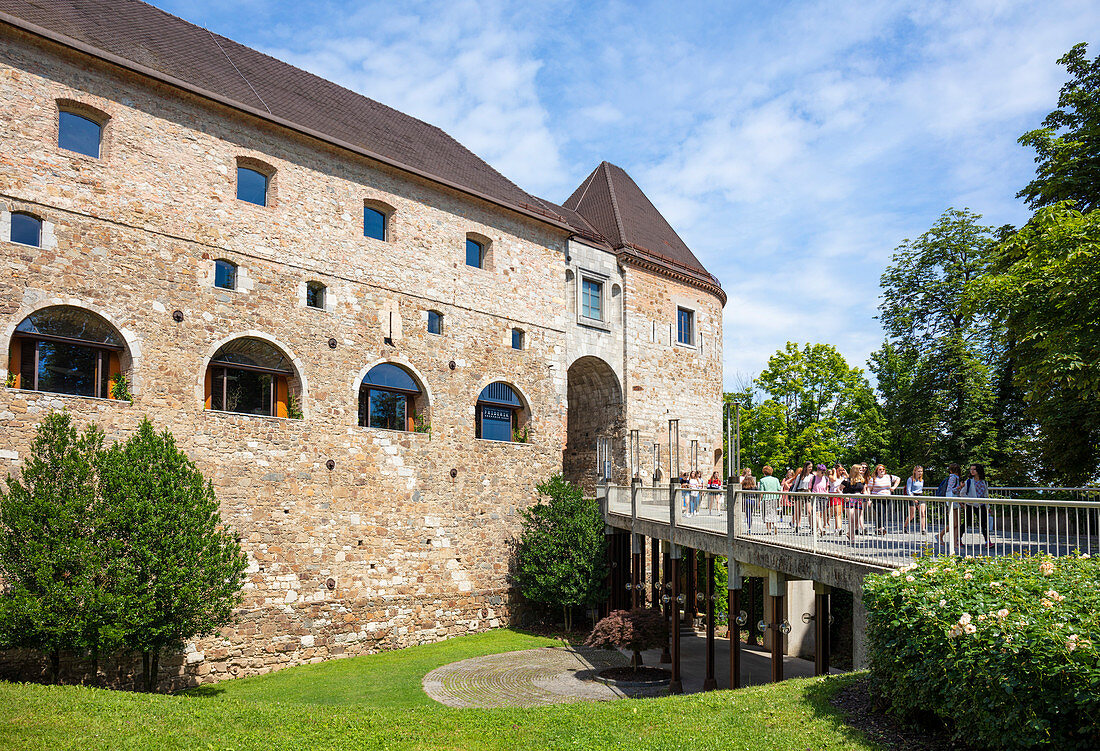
xmin=776 ymin=489 xmax=1100 ymax=509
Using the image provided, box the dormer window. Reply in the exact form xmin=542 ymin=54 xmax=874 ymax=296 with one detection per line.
xmin=58 ymin=111 xmax=102 ymax=158
xmin=10 ymin=212 xmax=42 ymax=247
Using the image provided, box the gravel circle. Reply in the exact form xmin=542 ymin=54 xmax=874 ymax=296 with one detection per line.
xmin=423 ymin=646 xmax=647 ymax=708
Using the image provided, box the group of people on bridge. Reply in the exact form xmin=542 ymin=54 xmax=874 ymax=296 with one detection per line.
xmin=689 ymin=461 xmax=994 ymax=546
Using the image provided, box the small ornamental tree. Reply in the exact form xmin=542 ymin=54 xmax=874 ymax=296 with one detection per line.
xmin=0 ymin=412 xmax=108 ymax=683
xmin=98 ymin=418 xmax=247 ymax=691
xmin=513 ymin=475 xmax=607 ymax=631
xmin=585 ymin=608 xmax=669 ymax=671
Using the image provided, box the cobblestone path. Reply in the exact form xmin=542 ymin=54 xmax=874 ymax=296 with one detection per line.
xmin=422 ymin=646 xmax=636 ymax=708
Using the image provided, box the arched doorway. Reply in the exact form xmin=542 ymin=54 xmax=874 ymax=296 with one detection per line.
xmin=564 ymin=356 xmax=625 ymax=493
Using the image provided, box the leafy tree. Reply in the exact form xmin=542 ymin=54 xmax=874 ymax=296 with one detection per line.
xmin=874 ymin=208 xmax=997 ymax=474
xmin=971 ymin=203 xmax=1100 ymax=483
xmin=0 ymin=412 xmax=109 ymax=683
xmin=1018 ymin=43 xmax=1100 ymax=212
xmin=98 ymin=418 xmax=247 ymax=691
xmin=513 ymin=475 xmax=607 ymax=631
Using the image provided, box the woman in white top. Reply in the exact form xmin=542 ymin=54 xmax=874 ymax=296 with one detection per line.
xmin=867 ymin=464 xmax=899 ymax=535
xmin=687 ymin=470 xmax=703 ymax=516
xmin=937 ymin=463 xmax=962 ymax=547
xmin=902 ymin=465 xmax=926 ymax=535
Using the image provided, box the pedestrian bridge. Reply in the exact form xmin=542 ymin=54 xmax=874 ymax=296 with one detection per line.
xmin=598 ymin=483 xmax=1099 ymax=692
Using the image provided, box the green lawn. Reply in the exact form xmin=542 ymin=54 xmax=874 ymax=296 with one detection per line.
xmin=0 ymin=629 xmax=877 ymax=751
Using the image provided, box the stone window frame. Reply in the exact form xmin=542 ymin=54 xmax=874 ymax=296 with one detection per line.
xmin=2 ymin=206 xmax=57 ymax=250
xmin=363 ymin=199 xmax=394 ymax=242
xmin=426 ymin=309 xmax=444 ymax=336
xmin=576 ymin=267 xmax=610 ymax=332
xmin=207 ymin=256 xmax=253 ymax=295
xmin=234 ymin=156 xmax=278 ymax=208
xmin=303 ymin=280 xmax=329 ymax=312
xmin=464 ymin=231 xmax=494 ymax=271
xmin=352 ymin=357 xmax=433 ymax=436
xmin=2 ymin=299 xmax=142 ymax=398
xmin=54 ymin=98 xmax=112 ymax=162
xmin=198 ymin=331 xmax=307 ymax=420
xmin=511 ymin=327 xmax=525 ymax=351
xmin=472 ymin=377 xmax=534 ymax=445
xmin=675 ymin=306 xmax=696 ymax=349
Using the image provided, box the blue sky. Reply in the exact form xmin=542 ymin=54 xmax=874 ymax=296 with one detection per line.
xmin=152 ymin=0 xmax=1100 ymax=388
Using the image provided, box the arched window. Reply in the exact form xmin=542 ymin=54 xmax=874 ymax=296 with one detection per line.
xmin=205 ymin=338 xmax=296 ymax=417
xmin=8 ymin=306 xmax=125 ymax=398
xmin=358 ymin=363 xmax=425 ymax=432
xmin=10 ymin=212 xmax=42 ymax=247
xmin=214 ymin=259 xmax=237 ymax=290
xmin=476 ymin=382 xmax=525 ymax=442
xmin=58 ymin=111 xmax=103 ymax=158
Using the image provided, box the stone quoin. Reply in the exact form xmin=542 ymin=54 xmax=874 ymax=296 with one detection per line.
xmin=0 ymin=0 xmax=724 ymax=689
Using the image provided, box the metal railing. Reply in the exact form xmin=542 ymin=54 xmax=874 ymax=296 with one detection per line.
xmin=603 ymin=483 xmax=1100 ymax=568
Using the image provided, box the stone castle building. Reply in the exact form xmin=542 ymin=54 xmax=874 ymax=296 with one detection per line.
xmin=0 ymin=0 xmax=724 ymax=687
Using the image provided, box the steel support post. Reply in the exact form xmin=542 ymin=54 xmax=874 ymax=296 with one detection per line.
xmin=685 ymin=548 xmax=696 ymax=625
xmin=729 ymin=584 xmax=742 ymax=689
xmin=660 ymin=543 xmax=672 ymax=663
xmin=771 ymin=594 xmax=784 ymax=683
xmin=670 ymin=551 xmax=683 ymax=694
xmin=814 ymin=587 xmax=831 ymax=676
xmin=651 ymin=538 xmax=661 ymax=612
xmin=703 ymin=553 xmax=717 ymax=691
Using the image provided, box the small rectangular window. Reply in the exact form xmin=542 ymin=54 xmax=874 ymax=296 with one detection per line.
xmin=58 ymin=111 xmax=101 ymax=158
xmin=306 ymin=282 xmax=326 ymax=309
xmin=427 ymin=310 xmax=443 ymax=335
xmin=512 ymin=328 xmax=524 ymax=350
xmin=10 ymin=213 xmax=42 ymax=247
xmin=465 ymin=239 xmax=483 ymax=268
xmin=364 ymin=206 xmax=386 ymax=241
xmin=581 ymin=278 xmax=602 ymax=320
xmin=237 ymin=167 xmax=268 ymax=206
xmin=215 ymin=259 xmax=237 ymax=290
xmin=677 ymin=307 xmax=695 ymax=346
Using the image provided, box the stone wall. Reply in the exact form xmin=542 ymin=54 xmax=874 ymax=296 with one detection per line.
xmin=0 ymin=26 xmax=724 ymax=689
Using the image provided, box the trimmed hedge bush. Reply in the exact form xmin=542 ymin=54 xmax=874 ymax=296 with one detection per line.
xmin=863 ymin=554 xmax=1100 ymax=750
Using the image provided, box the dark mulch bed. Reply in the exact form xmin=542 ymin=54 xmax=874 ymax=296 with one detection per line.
xmin=830 ymin=678 xmax=975 ymax=751
xmin=598 ymin=666 xmax=671 ymax=683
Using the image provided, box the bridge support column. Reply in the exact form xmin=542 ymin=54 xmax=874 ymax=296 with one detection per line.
xmin=669 ymin=547 xmax=683 ymax=694
xmin=852 ymin=588 xmax=868 ymax=670
xmin=769 ymin=571 xmax=786 ymax=683
xmin=703 ymin=553 xmax=717 ymax=691
xmin=685 ymin=547 xmax=697 ymax=626
xmin=660 ymin=542 xmax=671 ymax=663
xmin=631 ymin=534 xmax=642 ymax=609
xmin=728 ymin=560 xmax=742 ymax=689
xmin=814 ymin=582 xmax=831 ymax=676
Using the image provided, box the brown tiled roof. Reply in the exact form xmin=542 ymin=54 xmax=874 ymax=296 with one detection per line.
xmin=0 ymin=0 xmax=564 ymax=225
xmin=0 ymin=0 xmax=723 ymax=301
xmin=562 ymin=162 xmax=723 ymax=297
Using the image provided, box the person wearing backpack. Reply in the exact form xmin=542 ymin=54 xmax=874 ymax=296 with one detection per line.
xmin=936 ymin=463 xmax=962 ymax=547
xmin=961 ymin=463 xmax=992 ymax=548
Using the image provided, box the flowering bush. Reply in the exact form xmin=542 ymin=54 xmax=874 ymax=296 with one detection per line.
xmin=863 ymin=553 xmax=1100 ymax=750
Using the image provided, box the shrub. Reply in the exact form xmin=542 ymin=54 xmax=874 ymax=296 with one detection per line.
xmin=863 ymin=554 xmax=1100 ymax=750
xmin=585 ymin=607 xmax=669 ymax=669
xmin=513 ymin=475 xmax=606 ymax=631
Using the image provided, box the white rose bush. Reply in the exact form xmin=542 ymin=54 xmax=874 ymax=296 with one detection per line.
xmin=863 ymin=553 xmax=1099 ymax=750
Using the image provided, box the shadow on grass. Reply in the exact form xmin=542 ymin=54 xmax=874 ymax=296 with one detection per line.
xmin=799 ymin=673 xmax=880 ymax=749
xmin=508 ymin=625 xmax=586 ymax=647
xmin=181 ymin=684 xmax=226 ymax=698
